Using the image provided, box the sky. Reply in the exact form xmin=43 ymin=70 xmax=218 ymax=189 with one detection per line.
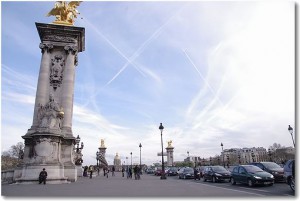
xmin=1 ymin=1 xmax=296 ymax=166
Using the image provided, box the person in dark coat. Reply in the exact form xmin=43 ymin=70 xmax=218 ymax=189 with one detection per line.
xmin=39 ymin=168 xmax=47 ymax=184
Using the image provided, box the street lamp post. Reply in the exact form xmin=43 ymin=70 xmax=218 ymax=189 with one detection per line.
xmin=288 ymin=125 xmax=295 ymax=148
xmin=221 ymin=143 xmax=225 ymax=167
xmin=130 ymin=152 xmax=132 ymax=170
xmin=75 ymin=135 xmax=84 ymax=153
xmin=139 ymin=143 xmax=142 ymax=174
xmin=159 ymin=123 xmax=167 ymax=179
xmin=74 ymin=135 xmax=84 ymax=165
xmin=226 ymin=155 xmax=230 ymax=168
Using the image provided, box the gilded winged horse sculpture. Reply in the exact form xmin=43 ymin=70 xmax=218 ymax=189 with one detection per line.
xmin=47 ymin=1 xmax=82 ymax=26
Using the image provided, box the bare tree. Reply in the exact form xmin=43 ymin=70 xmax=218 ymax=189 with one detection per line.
xmin=1 ymin=142 xmax=24 ymax=170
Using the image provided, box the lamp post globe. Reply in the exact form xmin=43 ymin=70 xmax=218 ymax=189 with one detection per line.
xmin=288 ymin=125 xmax=295 ymax=148
xmin=159 ymin=123 xmax=166 ymax=179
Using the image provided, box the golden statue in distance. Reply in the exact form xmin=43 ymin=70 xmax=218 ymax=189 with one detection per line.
xmin=100 ymin=139 xmax=105 ymax=148
xmin=47 ymin=1 xmax=82 ymax=26
xmin=167 ymin=140 xmax=173 ymax=148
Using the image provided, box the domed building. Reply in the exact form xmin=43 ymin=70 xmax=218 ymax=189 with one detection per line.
xmin=113 ymin=152 xmax=122 ymax=171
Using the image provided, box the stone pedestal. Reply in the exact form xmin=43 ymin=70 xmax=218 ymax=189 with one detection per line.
xmin=166 ymin=147 xmax=174 ymax=167
xmin=15 ymin=23 xmax=85 ymax=184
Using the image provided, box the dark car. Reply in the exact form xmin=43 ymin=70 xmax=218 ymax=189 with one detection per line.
xmin=203 ymin=166 xmax=231 ymax=183
xmin=154 ymin=167 xmax=163 ymax=176
xmin=283 ymin=159 xmax=295 ymax=191
xmin=178 ymin=167 xmax=194 ymax=179
xmin=167 ymin=167 xmax=178 ymax=176
xmin=249 ymin=162 xmax=285 ymax=182
xmin=231 ymin=165 xmax=274 ymax=187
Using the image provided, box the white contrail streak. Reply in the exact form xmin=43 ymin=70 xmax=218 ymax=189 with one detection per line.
xmin=81 ymin=17 xmax=145 ymax=77
xmin=183 ymin=49 xmax=224 ymax=106
xmin=104 ymin=4 xmax=188 ymax=87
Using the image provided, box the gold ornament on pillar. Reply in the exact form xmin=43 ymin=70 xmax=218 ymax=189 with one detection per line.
xmin=167 ymin=140 xmax=173 ymax=148
xmin=46 ymin=1 xmax=82 ymax=26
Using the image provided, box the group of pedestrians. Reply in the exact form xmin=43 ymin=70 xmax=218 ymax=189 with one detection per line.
xmin=126 ymin=165 xmax=141 ymax=180
xmin=37 ymin=164 xmax=143 ymax=185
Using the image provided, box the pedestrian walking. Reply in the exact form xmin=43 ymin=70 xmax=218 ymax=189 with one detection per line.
xmin=128 ymin=167 xmax=132 ymax=179
xmin=112 ymin=166 xmax=115 ymax=176
xmin=39 ymin=168 xmax=47 ymax=185
xmin=122 ymin=166 xmax=125 ymax=177
xmin=133 ymin=165 xmax=138 ymax=180
xmin=89 ymin=165 xmax=94 ymax=179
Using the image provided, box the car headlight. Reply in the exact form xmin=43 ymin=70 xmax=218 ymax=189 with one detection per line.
xmin=270 ymin=175 xmax=274 ymax=178
xmin=215 ymin=173 xmax=222 ymax=176
xmin=253 ymin=176 xmax=262 ymax=179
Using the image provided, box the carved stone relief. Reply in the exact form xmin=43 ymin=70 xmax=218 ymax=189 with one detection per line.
xmin=50 ymin=55 xmax=65 ymax=89
xmin=37 ymin=94 xmax=64 ymax=130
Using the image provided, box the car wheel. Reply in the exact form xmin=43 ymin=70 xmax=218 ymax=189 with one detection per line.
xmin=178 ymin=175 xmax=181 ymax=179
xmin=203 ymin=177 xmax=206 ymax=182
xmin=212 ymin=176 xmax=216 ymax=183
xmin=231 ymin=177 xmax=236 ymax=185
xmin=247 ymin=179 xmax=254 ymax=187
xmin=289 ymin=177 xmax=295 ymax=191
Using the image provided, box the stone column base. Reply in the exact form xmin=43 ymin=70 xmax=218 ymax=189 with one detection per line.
xmin=14 ymin=164 xmax=70 ymax=184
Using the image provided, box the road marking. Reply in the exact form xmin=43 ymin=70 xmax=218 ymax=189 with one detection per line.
xmin=193 ymin=182 xmax=266 ymax=196
xmin=237 ymin=186 xmax=270 ymax=193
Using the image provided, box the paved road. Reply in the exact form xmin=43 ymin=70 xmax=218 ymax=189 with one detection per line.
xmin=1 ymin=173 xmax=295 ymax=198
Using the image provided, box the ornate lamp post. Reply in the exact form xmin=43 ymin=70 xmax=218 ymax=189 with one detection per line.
xmin=159 ymin=123 xmax=167 ymax=179
xmin=288 ymin=125 xmax=295 ymax=148
xmin=221 ymin=143 xmax=225 ymax=167
xmin=75 ymin=135 xmax=84 ymax=153
xmin=74 ymin=135 xmax=84 ymax=165
xmin=268 ymin=148 xmax=272 ymax=161
xmin=139 ymin=143 xmax=142 ymax=174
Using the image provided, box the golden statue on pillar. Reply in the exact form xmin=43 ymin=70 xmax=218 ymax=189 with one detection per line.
xmin=167 ymin=140 xmax=173 ymax=148
xmin=47 ymin=1 xmax=82 ymax=26
xmin=100 ymin=139 xmax=105 ymax=148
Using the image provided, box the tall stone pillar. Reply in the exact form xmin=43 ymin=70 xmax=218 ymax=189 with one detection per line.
xmin=98 ymin=139 xmax=108 ymax=168
xmin=166 ymin=141 xmax=174 ymax=167
xmin=15 ymin=22 xmax=85 ymax=184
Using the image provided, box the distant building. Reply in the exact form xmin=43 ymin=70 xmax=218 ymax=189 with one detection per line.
xmin=113 ymin=152 xmax=122 ymax=171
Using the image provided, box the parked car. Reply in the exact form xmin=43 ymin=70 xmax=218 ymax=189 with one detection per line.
xmin=249 ymin=162 xmax=285 ymax=182
xmin=145 ymin=168 xmax=155 ymax=174
xmin=231 ymin=165 xmax=274 ymax=187
xmin=203 ymin=166 xmax=231 ymax=183
xmin=283 ymin=159 xmax=295 ymax=191
xmin=178 ymin=167 xmax=194 ymax=179
xmin=167 ymin=167 xmax=178 ymax=176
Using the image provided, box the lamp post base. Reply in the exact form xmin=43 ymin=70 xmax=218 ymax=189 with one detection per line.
xmin=160 ymin=174 xmax=167 ymax=180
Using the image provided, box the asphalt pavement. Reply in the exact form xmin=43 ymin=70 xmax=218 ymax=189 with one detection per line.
xmin=1 ymin=172 xmax=295 ymax=199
